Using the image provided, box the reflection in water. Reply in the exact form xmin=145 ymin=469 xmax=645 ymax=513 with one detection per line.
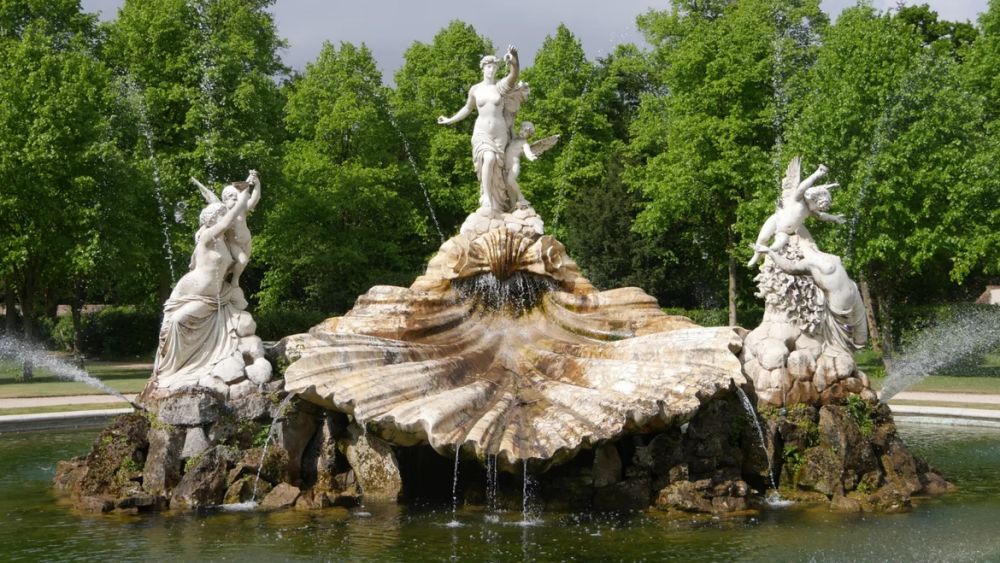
xmin=2 ymin=424 xmax=1000 ymax=561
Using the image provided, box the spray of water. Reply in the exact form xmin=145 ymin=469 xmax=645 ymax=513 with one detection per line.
xmin=0 ymin=336 xmax=138 ymax=408
xmin=193 ymin=0 xmax=218 ymax=183
xmin=365 ymin=83 xmax=445 ymax=242
xmin=880 ymin=307 xmax=1000 ymax=401
xmin=122 ymin=76 xmax=177 ymax=281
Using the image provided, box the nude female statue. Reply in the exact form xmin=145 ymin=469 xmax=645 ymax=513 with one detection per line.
xmin=437 ymin=45 xmax=522 ymax=211
xmin=756 ymin=237 xmax=868 ymax=350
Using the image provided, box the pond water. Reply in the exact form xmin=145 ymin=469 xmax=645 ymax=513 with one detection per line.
xmin=1 ymin=423 xmax=998 ymax=562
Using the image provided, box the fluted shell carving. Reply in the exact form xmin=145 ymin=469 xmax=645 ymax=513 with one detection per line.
xmin=281 ymin=227 xmax=747 ymax=470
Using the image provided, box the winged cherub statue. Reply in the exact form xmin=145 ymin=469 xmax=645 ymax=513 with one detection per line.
xmin=747 ymin=157 xmax=843 ymax=267
xmin=190 ymin=170 xmax=261 ymax=288
xmin=503 ymin=121 xmax=559 ymax=210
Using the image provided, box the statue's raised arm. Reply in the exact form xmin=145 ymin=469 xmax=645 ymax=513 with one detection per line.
xmin=501 ymin=45 xmax=519 ymax=89
xmin=435 ymin=45 xmax=527 ymax=212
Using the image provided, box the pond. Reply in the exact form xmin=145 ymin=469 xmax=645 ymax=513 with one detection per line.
xmin=1 ymin=423 xmax=997 ymax=562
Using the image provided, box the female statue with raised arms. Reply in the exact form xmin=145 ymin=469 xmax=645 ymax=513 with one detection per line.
xmin=438 ymin=45 xmax=522 ymax=212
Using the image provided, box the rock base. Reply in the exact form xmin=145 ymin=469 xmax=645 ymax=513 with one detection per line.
xmin=761 ymin=399 xmax=953 ymax=512
xmin=54 ymin=386 xmax=364 ymax=513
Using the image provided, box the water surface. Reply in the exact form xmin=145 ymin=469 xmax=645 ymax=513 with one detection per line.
xmin=1 ymin=423 xmax=997 ymax=562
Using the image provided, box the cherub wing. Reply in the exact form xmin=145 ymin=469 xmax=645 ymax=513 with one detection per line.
xmin=190 ymin=177 xmax=220 ymax=205
xmin=527 ymin=135 xmax=560 ymax=157
xmin=781 ymin=157 xmax=801 ymax=194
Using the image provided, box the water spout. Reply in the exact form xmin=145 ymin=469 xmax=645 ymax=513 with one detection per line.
xmin=0 ymin=336 xmax=141 ymax=411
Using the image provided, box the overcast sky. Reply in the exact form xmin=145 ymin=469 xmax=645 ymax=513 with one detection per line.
xmin=79 ymin=0 xmax=988 ymax=80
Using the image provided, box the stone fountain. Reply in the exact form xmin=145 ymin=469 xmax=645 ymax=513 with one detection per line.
xmin=54 ymin=49 xmax=949 ymax=516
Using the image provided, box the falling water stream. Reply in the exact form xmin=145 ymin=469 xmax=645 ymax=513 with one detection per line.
xmin=123 ymin=77 xmax=177 ymax=281
xmin=735 ymin=387 xmax=791 ymax=506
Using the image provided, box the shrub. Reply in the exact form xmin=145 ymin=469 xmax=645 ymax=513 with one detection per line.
xmin=253 ymin=308 xmax=327 ymax=341
xmin=51 ymin=306 xmax=159 ymax=359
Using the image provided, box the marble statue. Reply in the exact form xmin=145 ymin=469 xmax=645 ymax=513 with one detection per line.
xmin=741 ymin=158 xmax=874 ymax=407
xmin=191 ymin=170 xmax=261 ymax=288
xmin=143 ymin=171 xmax=272 ymax=401
xmin=438 ymin=45 xmax=529 ymax=213
xmin=503 ymin=121 xmax=559 ymax=210
xmin=747 ymin=157 xmax=843 ymax=267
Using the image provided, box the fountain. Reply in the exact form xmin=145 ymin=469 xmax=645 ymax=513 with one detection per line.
xmin=51 ymin=48 xmax=951 ymax=521
xmin=742 ymin=157 xmax=952 ymax=510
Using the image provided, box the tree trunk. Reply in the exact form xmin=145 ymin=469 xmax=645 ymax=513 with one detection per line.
xmin=728 ymin=254 xmax=738 ymax=326
xmin=859 ymin=278 xmax=881 ymax=352
xmin=19 ymin=276 xmax=34 ymax=382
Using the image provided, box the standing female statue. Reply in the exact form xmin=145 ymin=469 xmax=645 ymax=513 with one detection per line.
xmin=438 ymin=45 xmax=522 ymax=212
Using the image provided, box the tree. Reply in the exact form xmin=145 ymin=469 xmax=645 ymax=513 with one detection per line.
xmin=629 ymin=0 xmax=826 ymax=324
xmin=0 ymin=1 xmax=116 ymax=358
xmin=954 ymin=0 xmax=1000 ymax=284
xmin=105 ymin=0 xmax=287 ymax=298
xmin=256 ymin=42 xmax=425 ymax=314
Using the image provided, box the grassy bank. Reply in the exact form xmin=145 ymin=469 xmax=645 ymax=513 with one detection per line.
xmin=0 ymin=358 xmax=150 ymax=398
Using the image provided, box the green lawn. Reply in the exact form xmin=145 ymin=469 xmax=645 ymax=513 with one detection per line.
xmin=0 ymin=358 xmax=150 ymax=398
xmin=856 ymin=349 xmax=1000 ymax=394
xmin=0 ymin=402 xmax=133 ymax=417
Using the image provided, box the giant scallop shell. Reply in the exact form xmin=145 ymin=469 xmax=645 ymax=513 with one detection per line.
xmin=280 ymin=228 xmax=746 ymax=469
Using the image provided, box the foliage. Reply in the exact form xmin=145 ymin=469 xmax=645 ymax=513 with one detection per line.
xmin=844 ymin=395 xmax=874 ymax=437
xmin=630 ymin=0 xmax=827 ymax=321
xmin=256 ymin=42 xmax=426 ymax=314
xmin=253 ymin=308 xmax=327 ymax=342
xmin=51 ymin=306 xmax=159 ymax=358
xmin=782 ymin=444 xmax=805 ymax=476
xmin=0 ymin=1 xmax=123 ymax=339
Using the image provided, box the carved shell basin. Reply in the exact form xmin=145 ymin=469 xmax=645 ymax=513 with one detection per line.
xmin=280 ymin=228 xmax=747 ymax=469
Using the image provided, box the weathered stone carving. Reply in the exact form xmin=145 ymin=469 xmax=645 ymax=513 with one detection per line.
xmin=142 ymin=171 xmax=271 ymax=402
xmin=743 ymin=159 xmax=873 ymax=407
xmin=279 ymin=218 xmax=748 ymax=470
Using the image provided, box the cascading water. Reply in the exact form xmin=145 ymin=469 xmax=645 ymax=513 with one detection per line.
xmin=880 ymin=307 xmax=1000 ymax=401
xmin=248 ymin=393 xmax=296 ymax=504
xmin=735 ymin=386 xmax=790 ymax=506
xmin=0 ymin=336 xmax=140 ymax=409
xmin=445 ymin=447 xmax=463 ymax=528
xmin=453 ymin=271 xmax=556 ymax=316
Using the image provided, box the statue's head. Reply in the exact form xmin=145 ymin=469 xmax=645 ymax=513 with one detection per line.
xmin=199 ymin=202 xmax=226 ymax=227
xmin=519 ymin=121 xmax=535 ymax=138
xmin=804 ymin=186 xmax=832 ymax=211
xmin=480 ymin=55 xmax=499 ymax=79
xmin=221 ymin=182 xmax=248 ymax=209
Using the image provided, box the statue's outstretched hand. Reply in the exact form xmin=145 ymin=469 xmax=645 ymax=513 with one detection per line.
xmin=437 ymin=116 xmax=449 ymax=125
xmin=830 ymin=213 xmax=846 ymax=224
xmin=504 ymin=45 xmax=518 ymax=63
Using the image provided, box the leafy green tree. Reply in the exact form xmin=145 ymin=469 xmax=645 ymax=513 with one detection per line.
xmin=629 ymin=0 xmax=826 ymax=324
xmin=256 ymin=42 xmax=425 ymax=314
xmin=0 ymin=0 xmax=117 ymax=352
xmin=105 ymin=0 xmax=287 ymax=295
xmin=784 ymin=5 xmax=983 ymax=362
xmin=955 ymin=0 xmax=1000 ymax=285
